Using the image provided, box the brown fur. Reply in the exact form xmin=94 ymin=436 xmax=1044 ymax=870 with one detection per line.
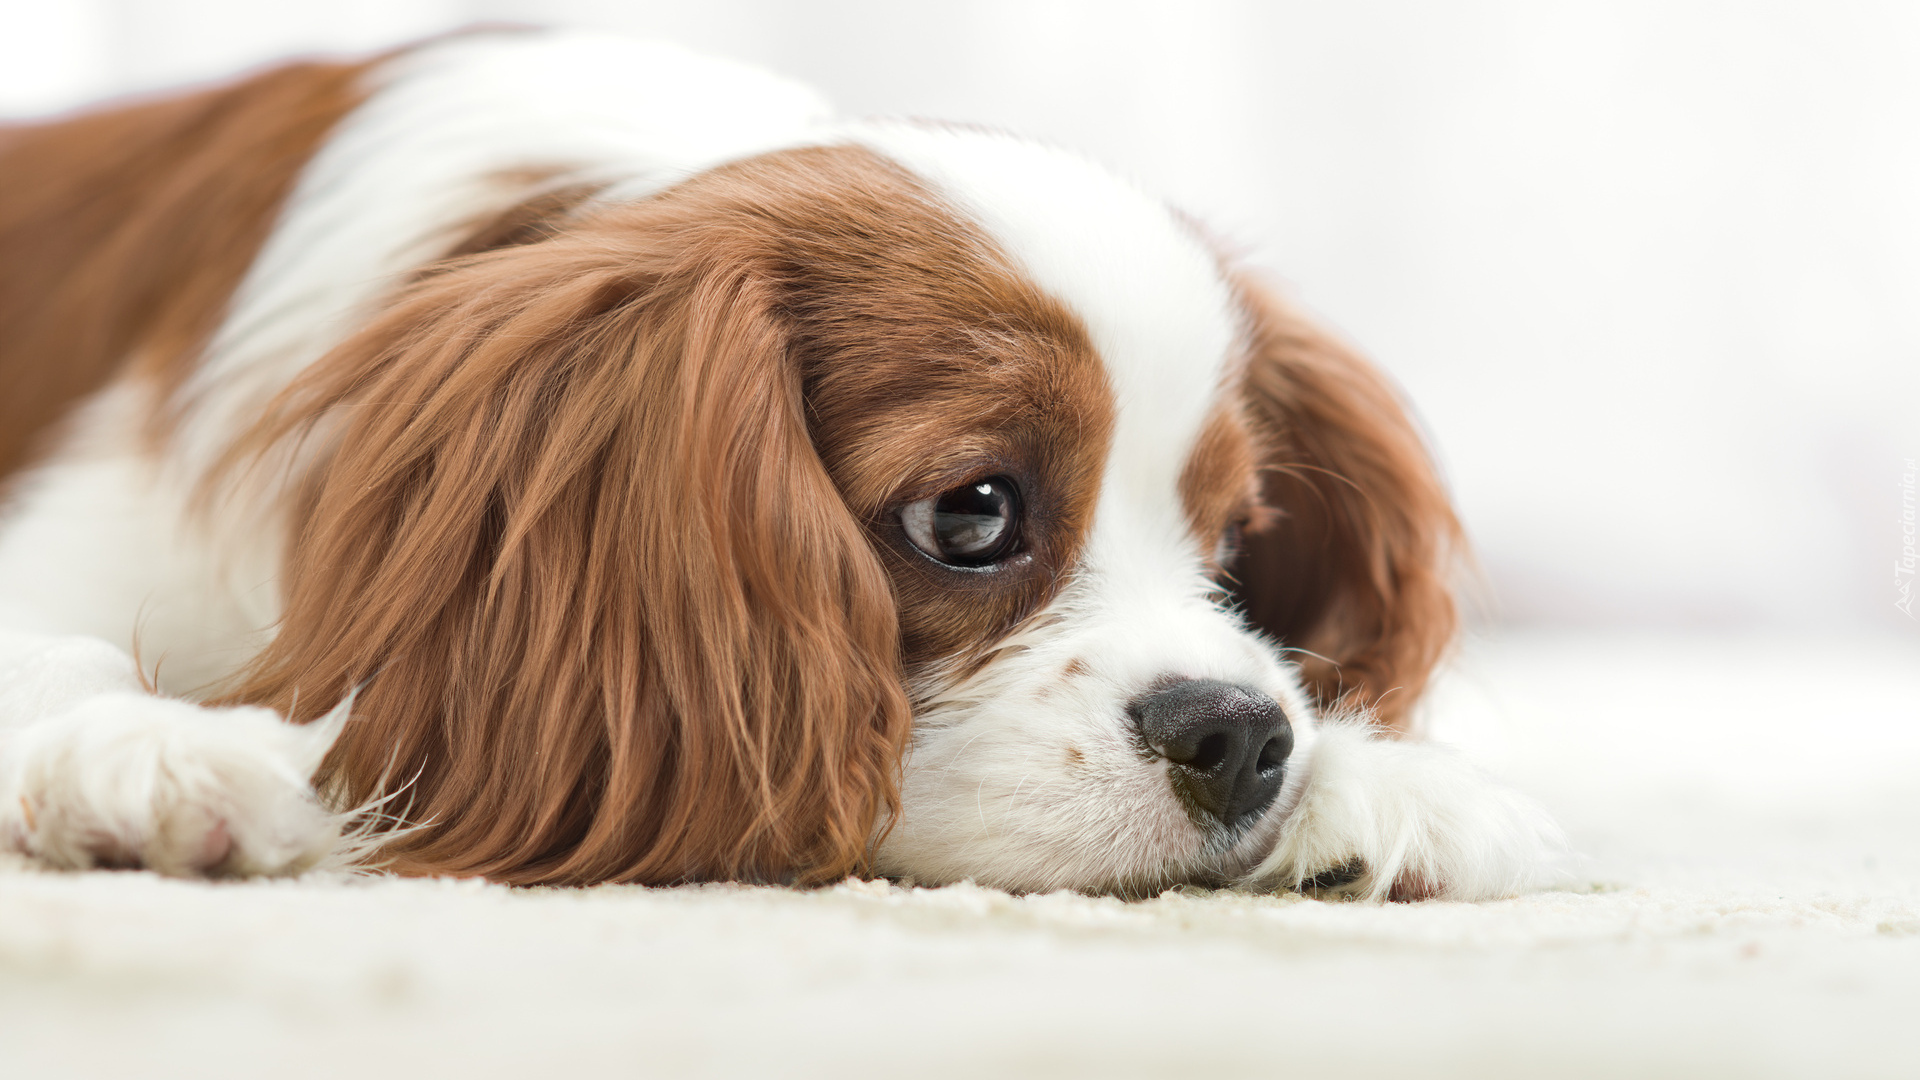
xmin=1177 ymin=403 xmax=1270 ymax=577
xmin=792 ymin=212 xmax=1114 ymax=675
xmin=207 ymin=145 xmax=1112 ymax=885
xmin=0 ymin=60 xmax=373 ymax=481
xmin=1222 ymin=277 xmax=1463 ymax=732
xmin=438 ymin=170 xmax=608 ymax=262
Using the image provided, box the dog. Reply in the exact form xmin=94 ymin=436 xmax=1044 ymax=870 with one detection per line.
xmin=0 ymin=29 xmax=1557 ymax=898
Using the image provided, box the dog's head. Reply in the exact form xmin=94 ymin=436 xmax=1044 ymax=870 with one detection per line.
xmin=223 ymin=126 xmax=1459 ymax=890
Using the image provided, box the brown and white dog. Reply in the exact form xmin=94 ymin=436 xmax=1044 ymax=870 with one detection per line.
xmin=0 ymin=30 xmax=1557 ymax=897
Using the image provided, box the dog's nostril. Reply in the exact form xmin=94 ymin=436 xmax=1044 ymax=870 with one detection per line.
xmin=1255 ymin=736 xmax=1288 ymax=777
xmin=1129 ymin=678 xmax=1292 ymax=828
xmin=1184 ymin=732 xmax=1231 ymax=772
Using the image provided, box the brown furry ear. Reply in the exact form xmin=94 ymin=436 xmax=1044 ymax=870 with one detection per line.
xmin=210 ymin=192 xmax=910 ymax=885
xmin=1226 ymin=275 xmax=1463 ymax=733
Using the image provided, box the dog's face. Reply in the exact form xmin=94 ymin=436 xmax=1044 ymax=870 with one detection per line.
xmin=234 ymin=123 xmax=1457 ymax=890
xmin=800 ymin=127 xmax=1316 ymax=893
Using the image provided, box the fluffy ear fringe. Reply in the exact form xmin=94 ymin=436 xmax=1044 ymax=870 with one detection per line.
xmin=207 ymin=194 xmax=911 ymax=885
xmin=1227 ymin=276 xmax=1465 ymax=733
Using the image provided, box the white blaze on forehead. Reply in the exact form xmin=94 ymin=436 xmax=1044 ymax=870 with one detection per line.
xmin=845 ymin=124 xmax=1238 ymax=550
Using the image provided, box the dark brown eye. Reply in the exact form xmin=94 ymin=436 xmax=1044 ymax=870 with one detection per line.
xmin=900 ymin=477 xmax=1022 ymax=567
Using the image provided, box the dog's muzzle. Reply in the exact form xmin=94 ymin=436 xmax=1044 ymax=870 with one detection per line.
xmin=1129 ymin=678 xmax=1292 ymax=830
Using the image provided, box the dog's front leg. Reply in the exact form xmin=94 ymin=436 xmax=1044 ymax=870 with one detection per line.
xmin=0 ymin=628 xmax=344 ymax=876
xmin=1244 ymin=720 xmax=1563 ymax=902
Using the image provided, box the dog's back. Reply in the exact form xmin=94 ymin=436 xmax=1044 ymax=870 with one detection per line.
xmin=0 ymin=61 xmax=370 ymax=481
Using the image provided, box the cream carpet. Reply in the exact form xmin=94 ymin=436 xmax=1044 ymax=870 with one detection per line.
xmin=3 ymin=631 xmax=1916 ymax=1078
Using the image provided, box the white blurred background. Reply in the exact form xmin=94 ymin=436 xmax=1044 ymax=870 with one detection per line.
xmin=4 ymin=0 xmax=1917 ymax=638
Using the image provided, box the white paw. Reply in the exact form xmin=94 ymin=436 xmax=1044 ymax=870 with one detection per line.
xmin=1246 ymin=721 xmax=1564 ymax=902
xmin=2 ymin=692 xmax=345 ymax=877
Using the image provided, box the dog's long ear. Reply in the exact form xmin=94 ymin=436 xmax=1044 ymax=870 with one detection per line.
xmin=1226 ymin=275 xmax=1463 ymax=732
xmin=210 ymin=193 xmax=910 ymax=885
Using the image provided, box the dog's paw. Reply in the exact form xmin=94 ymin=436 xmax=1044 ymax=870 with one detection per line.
xmin=1245 ymin=722 xmax=1564 ymax=902
xmin=2 ymin=691 xmax=345 ymax=877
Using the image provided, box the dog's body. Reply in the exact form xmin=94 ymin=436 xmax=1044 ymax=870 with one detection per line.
xmin=0 ymin=31 xmax=1556 ymax=897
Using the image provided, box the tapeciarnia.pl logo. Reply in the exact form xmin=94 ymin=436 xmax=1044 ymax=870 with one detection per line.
xmin=1898 ymin=457 xmax=1917 ymax=618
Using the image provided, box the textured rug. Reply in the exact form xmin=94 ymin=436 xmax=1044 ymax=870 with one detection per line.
xmin=3 ymin=631 xmax=1916 ymax=1078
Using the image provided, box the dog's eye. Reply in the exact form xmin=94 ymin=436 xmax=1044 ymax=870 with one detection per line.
xmin=900 ymin=477 xmax=1022 ymax=567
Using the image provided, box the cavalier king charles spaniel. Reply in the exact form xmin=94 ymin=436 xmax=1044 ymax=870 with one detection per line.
xmin=0 ymin=29 xmax=1558 ymax=899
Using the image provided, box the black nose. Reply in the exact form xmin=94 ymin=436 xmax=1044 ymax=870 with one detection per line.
xmin=1128 ymin=679 xmax=1292 ymax=829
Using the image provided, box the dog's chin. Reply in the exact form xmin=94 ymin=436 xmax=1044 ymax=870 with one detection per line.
xmin=1215 ymin=806 xmax=1297 ymax=887
xmin=1107 ymin=799 xmax=1309 ymax=896
xmin=873 ymin=794 xmax=1295 ymax=898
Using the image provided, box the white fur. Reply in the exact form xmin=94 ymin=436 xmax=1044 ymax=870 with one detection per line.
xmin=0 ymin=630 xmax=344 ymax=876
xmin=0 ymin=30 xmax=1559 ymax=899
xmin=0 ymin=382 xmax=278 ymax=694
xmin=1245 ymin=720 xmax=1565 ymax=901
xmin=871 ymin=576 xmax=1319 ymax=894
